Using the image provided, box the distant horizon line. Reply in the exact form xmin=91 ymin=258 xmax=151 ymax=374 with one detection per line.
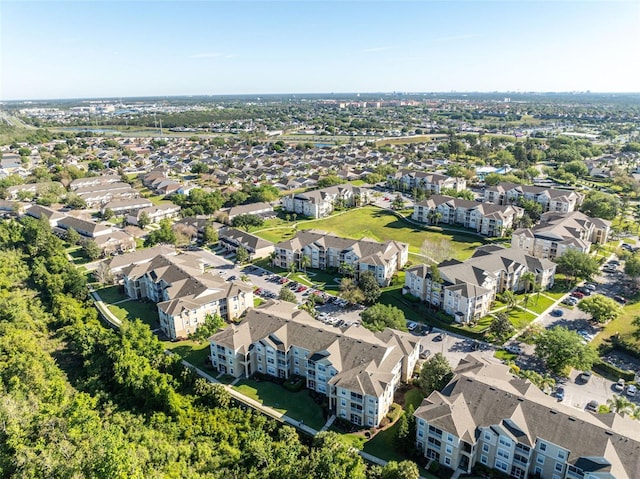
xmin=3 ymin=90 xmax=640 ymax=103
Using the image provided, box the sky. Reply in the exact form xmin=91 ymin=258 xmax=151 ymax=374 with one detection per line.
xmin=1 ymin=0 xmax=639 ymax=100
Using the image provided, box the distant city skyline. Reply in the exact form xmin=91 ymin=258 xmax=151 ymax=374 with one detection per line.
xmin=1 ymin=0 xmax=639 ymax=101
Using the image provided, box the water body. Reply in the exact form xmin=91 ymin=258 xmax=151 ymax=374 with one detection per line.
xmin=59 ymin=127 xmax=122 ymax=134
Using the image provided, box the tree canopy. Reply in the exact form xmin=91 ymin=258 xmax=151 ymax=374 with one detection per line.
xmin=418 ymin=353 xmax=453 ymax=395
xmin=578 ymin=294 xmax=622 ymax=323
xmin=555 ymin=249 xmax=600 ymax=282
xmin=580 ymin=190 xmax=621 ymax=220
xmin=361 ymin=303 xmax=407 ymax=332
xmin=534 ymin=326 xmax=599 ymax=374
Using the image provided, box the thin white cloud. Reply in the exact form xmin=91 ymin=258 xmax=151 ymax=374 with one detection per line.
xmin=362 ymin=46 xmax=391 ymax=53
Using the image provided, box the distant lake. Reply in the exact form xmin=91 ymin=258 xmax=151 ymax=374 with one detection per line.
xmin=60 ymin=127 xmax=121 ymax=134
xmin=315 ymin=143 xmax=334 ymax=148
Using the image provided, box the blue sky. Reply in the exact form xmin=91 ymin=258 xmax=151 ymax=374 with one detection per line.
xmin=1 ymin=1 xmax=639 ymax=100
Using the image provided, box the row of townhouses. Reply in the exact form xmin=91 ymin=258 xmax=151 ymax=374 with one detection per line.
xmin=218 ymin=226 xmax=275 ymax=260
xmin=404 ymin=245 xmax=556 ymax=323
xmin=412 ymin=195 xmax=524 ymax=237
xmin=275 ymin=230 xmax=409 ymax=286
xmin=25 ymin=205 xmax=136 ymax=256
xmin=117 ymin=251 xmax=253 ymax=339
xmin=415 ymin=355 xmax=640 ymax=479
xmin=387 ymin=170 xmax=467 ymax=194
xmin=281 ymin=184 xmax=372 ymax=219
xmin=483 ymin=182 xmax=584 ymax=214
xmin=512 ymin=211 xmax=611 ymax=261
xmin=209 ymin=300 xmax=420 ymax=428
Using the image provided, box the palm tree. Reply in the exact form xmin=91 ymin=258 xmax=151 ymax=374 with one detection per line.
xmin=521 ymin=271 xmax=536 ymax=310
xmin=268 ymin=250 xmax=277 ymax=267
xmin=630 ymin=404 xmax=640 ymax=420
xmin=300 ymin=254 xmax=311 ymax=274
xmin=540 ymin=374 xmax=556 ymax=394
xmin=607 ymin=394 xmax=633 ymax=416
xmin=502 ymin=290 xmax=517 ymax=311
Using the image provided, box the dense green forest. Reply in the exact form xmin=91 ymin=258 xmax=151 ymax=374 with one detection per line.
xmin=0 ymin=216 xmax=418 ymax=479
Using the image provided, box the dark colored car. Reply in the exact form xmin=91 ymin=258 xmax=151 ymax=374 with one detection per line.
xmin=550 ymin=309 xmax=563 ymax=317
xmin=556 ymin=387 xmax=565 ymax=401
xmin=614 ymin=295 xmax=628 ymax=305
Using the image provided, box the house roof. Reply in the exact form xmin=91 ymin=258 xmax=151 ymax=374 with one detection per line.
xmin=415 ymin=355 xmax=640 ymax=479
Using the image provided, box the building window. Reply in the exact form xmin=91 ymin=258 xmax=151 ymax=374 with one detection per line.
xmin=447 ymin=434 xmax=454 ymax=443
xmin=484 ymin=432 xmax=491 ymax=441
xmin=555 ymin=463 xmax=563 ymax=472
xmin=482 ymin=443 xmax=490 ymax=453
xmin=480 ymin=455 xmax=488 ymax=465
xmin=444 ymin=457 xmax=451 ymax=466
xmin=445 ymin=445 xmax=453 ymax=455
xmin=539 ymin=442 xmax=547 ymax=452
xmin=495 ymin=460 xmax=508 ymax=472
xmin=536 ymin=456 xmax=545 ymax=465
xmin=557 ymin=450 xmax=566 ymax=460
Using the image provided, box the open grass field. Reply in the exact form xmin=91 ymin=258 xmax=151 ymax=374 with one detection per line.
xmin=520 ymin=294 xmax=555 ymax=314
xmin=508 ymin=307 xmax=538 ymax=330
xmin=253 ymin=206 xmax=485 ymax=261
xmin=106 ymin=300 xmax=159 ymax=328
xmin=591 ymin=297 xmax=640 ymax=349
xmin=233 ymin=379 xmax=325 ymax=430
xmin=163 ymin=340 xmax=211 ymax=366
xmin=94 ymin=285 xmax=126 ymax=304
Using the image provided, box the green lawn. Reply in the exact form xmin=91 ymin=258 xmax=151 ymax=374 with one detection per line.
xmin=520 ymin=294 xmax=555 ymax=314
xmin=253 ymin=206 xmax=485 ymax=261
xmin=508 ymin=307 xmax=537 ymax=330
xmin=591 ymin=298 xmax=640 ymax=349
xmin=107 ymin=300 xmax=159 ymax=328
xmin=94 ymin=285 xmax=126 ymax=304
xmin=164 ymin=340 xmax=211 ymax=366
xmin=233 ymin=379 xmax=325 ymax=430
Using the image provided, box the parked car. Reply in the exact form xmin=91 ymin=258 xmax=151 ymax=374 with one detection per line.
xmin=556 ymin=386 xmax=566 ymax=401
xmin=577 ymin=287 xmax=592 ymax=296
xmin=584 ymin=283 xmax=597 ymax=291
xmin=505 ymin=344 xmax=523 ymax=354
xmin=586 ymin=400 xmax=599 ymax=412
xmin=580 ymin=371 xmax=592 ymax=383
xmin=419 ymin=348 xmax=431 ymax=359
xmin=407 ymin=321 xmax=418 ymax=331
xmin=614 ymin=378 xmax=626 ymax=392
xmin=562 ymin=296 xmax=579 ymax=306
xmin=627 ymin=385 xmax=637 ymax=397
xmin=433 ymin=333 xmax=445 ymax=342
xmin=550 ymin=309 xmax=563 ymax=317
xmin=571 ymin=291 xmax=585 ymax=299
xmin=614 ymin=295 xmax=628 ymax=305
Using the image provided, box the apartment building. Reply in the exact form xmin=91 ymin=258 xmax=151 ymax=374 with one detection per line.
xmin=387 ymin=170 xmax=466 ymax=194
xmin=275 ymin=229 xmax=408 ymax=286
xmin=209 ymin=300 xmax=420 ymax=427
xmin=512 ymin=211 xmax=611 ymax=260
xmin=126 ymin=203 xmax=182 ymax=226
xmin=483 ymin=183 xmax=583 ymax=213
xmin=404 ymin=246 xmax=555 ymax=323
xmin=414 ymin=355 xmax=640 ymax=479
xmin=281 ymin=184 xmax=371 ymax=219
xmin=74 ymin=182 xmax=139 ymax=207
xmin=122 ymin=253 xmax=253 ymax=339
xmin=412 ymin=195 xmax=523 ymax=237
xmin=69 ymin=174 xmax=121 ymax=191
xmin=218 ymin=226 xmax=275 ymax=260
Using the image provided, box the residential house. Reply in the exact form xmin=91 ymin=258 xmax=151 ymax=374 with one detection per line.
xmin=126 ymin=203 xmax=182 ymax=226
xmin=483 ymin=182 xmax=583 ymax=214
xmin=122 ymin=253 xmax=253 ymax=339
xmin=218 ymin=227 xmax=275 ymax=260
xmin=102 ymin=198 xmax=153 ymax=216
xmin=511 ymin=211 xmax=611 ymax=260
xmin=74 ymin=182 xmax=139 ymax=207
xmin=414 ymin=354 xmax=640 ymax=479
xmin=209 ymin=300 xmax=420 ymax=427
xmin=69 ymin=175 xmax=121 ymax=191
xmin=387 ymin=170 xmax=466 ymax=193
xmin=217 ymin=202 xmax=275 ymax=222
xmin=281 ymin=184 xmax=371 ymax=219
xmin=5 ymin=181 xmax=64 ymax=200
xmin=412 ymin=195 xmax=523 ymax=237
xmin=275 ymin=230 xmax=408 ymax=286
xmin=404 ymin=246 xmax=555 ymax=323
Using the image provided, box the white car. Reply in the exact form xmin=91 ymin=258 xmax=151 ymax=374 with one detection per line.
xmin=614 ymin=379 xmax=626 ymax=392
xmin=626 ymin=385 xmax=637 ymax=397
xmin=407 ymin=321 xmax=418 ymax=331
